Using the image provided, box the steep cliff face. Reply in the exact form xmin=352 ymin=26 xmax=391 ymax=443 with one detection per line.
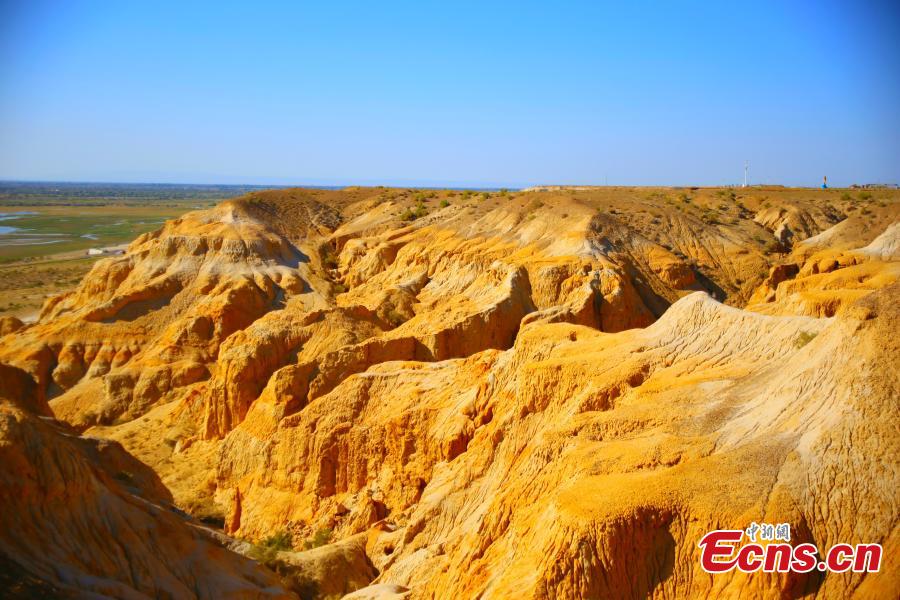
xmin=214 ymin=287 xmax=898 ymax=599
xmin=0 ymin=186 xmax=897 ymax=598
xmin=0 ymin=368 xmax=292 ymax=598
xmin=746 ymin=217 xmax=900 ymax=317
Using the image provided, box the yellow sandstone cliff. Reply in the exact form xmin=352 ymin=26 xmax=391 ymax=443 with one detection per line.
xmin=0 ymin=186 xmax=897 ymax=598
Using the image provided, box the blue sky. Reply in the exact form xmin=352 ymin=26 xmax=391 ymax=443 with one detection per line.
xmin=1 ymin=0 xmax=898 ymax=187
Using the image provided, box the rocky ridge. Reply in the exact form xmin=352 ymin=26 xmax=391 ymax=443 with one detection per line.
xmin=0 ymin=186 xmax=897 ymax=598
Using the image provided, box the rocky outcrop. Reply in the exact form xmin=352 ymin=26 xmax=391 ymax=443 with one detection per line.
xmin=0 ymin=396 xmax=293 ymax=598
xmin=0 ymin=315 xmax=24 ymax=336
xmin=858 ymin=221 xmax=900 ymax=260
xmin=269 ymin=534 xmax=378 ymax=599
xmin=211 ymin=286 xmax=898 ymax=598
xmin=753 ymin=204 xmax=841 ymax=241
xmin=746 ymin=221 xmax=900 ymax=317
xmin=0 ymin=187 xmax=897 ymax=599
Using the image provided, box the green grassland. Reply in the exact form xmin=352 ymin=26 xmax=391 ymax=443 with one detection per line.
xmin=0 ymin=206 xmax=203 ymax=262
xmin=0 ymin=204 xmax=205 ymax=318
xmin=0 ymin=182 xmax=236 ymax=317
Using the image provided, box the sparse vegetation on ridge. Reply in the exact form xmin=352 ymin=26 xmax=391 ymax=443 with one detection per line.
xmin=794 ymin=331 xmax=818 ymax=348
xmin=303 ymin=527 xmax=333 ymax=550
xmin=249 ymin=530 xmax=294 ymax=565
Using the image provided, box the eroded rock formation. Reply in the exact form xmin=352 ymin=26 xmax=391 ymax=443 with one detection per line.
xmin=0 ymin=186 xmax=897 ymax=598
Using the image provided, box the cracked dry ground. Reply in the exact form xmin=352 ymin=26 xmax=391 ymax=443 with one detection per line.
xmin=0 ymin=186 xmax=898 ymax=599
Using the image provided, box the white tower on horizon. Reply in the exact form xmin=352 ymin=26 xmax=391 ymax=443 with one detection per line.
xmin=743 ymin=161 xmax=749 ymax=188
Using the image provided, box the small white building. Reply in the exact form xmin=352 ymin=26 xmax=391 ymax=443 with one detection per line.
xmin=86 ymin=247 xmax=126 ymax=256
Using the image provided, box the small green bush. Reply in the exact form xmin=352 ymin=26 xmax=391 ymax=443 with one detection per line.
xmin=400 ymin=200 xmax=427 ymax=221
xmin=304 ymin=527 xmax=333 ymax=550
xmin=263 ymin=530 xmax=294 ymax=551
xmin=440 ymin=199 xmax=449 ymax=208
xmin=794 ymin=331 xmax=817 ymax=349
xmin=250 ymin=530 xmax=294 ymax=565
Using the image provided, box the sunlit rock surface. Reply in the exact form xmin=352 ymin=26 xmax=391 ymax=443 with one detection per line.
xmin=1 ymin=186 xmax=897 ymax=598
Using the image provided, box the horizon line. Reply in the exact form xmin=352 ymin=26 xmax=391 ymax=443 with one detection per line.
xmin=2 ymin=178 xmax=895 ymax=191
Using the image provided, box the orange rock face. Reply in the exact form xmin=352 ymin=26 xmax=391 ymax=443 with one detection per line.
xmin=0 ymin=186 xmax=898 ymax=598
xmin=0 ymin=369 xmax=292 ymax=597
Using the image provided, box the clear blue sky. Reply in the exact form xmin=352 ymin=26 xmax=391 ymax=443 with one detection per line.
xmin=1 ymin=1 xmax=898 ymax=187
